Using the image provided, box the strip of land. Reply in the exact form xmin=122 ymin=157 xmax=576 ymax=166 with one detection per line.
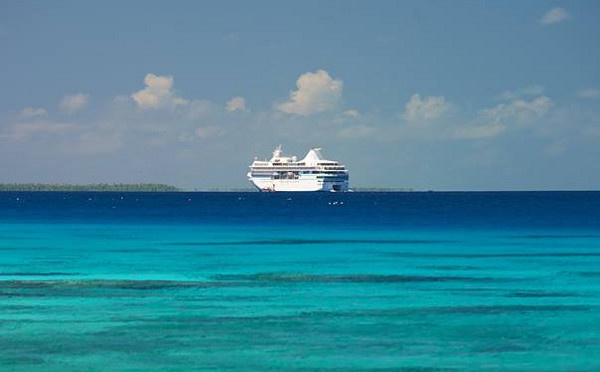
xmin=0 ymin=183 xmax=180 ymax=192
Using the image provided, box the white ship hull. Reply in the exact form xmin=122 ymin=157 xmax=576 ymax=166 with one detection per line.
xmin=248 ymin=175 xmax=349 ymax=192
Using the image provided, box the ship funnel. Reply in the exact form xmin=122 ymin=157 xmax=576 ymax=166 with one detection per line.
xmin=301 ymin=147 xmax=324 ymax=165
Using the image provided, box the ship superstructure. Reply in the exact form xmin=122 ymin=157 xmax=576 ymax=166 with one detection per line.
xmin=248 ymin=146 xmax=349 ymax=192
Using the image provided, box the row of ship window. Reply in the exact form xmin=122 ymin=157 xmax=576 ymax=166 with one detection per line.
xmin=252 ymin=173 xmax=348 ymax=181
xmin=269 ymin=162 xmax=339 ymax=166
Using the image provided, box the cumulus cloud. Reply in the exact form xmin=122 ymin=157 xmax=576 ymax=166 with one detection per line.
xmin=226 ymin=96 xmax=247 ymax=112
xmin=540 ymin=8 xmax=569 ymax=25
xmin=577 ymin=88 xmax=600 ymax=100
xmin=19 ymin=107 xmax=47 ymax=118
xmin=483 ymin=96 xmax=552 ymax=126
xmin=453 ymin=96 xmax=552 ymax=140
xmin=338 ymin=124 xmax=375 ymax=138
xmin=402 ymin=94 xmax=449 ymax=122
xmin=60 ymin=93 xmax=89 ymax=113
xmin=277 ymin=69 xmax=343 ymax=115
xmin=131 ymin=73 xmax=188 ymax=109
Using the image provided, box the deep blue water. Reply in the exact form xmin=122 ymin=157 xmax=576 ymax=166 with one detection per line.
xmin=1 ymin=192 xmax=600 ymax=371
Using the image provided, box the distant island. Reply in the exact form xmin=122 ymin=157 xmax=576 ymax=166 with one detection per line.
xmin=0 ymin=183 xmax=181 ymax=192
xmin=351 ymin=187 xmax=414 ymax=192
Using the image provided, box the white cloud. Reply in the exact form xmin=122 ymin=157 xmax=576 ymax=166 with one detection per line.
xmin=483 ymin=96 xmax=552 ymax=126
xmin=497 ymin=85 xmax=545 ymax=101
xmin=60 ymin=93 xmax=89 ymax=114
xmin=131 ymin=73 xmax=188 ymax=109
xmin=277 ymin=69 xmax=343 ymax=115
xmin=338 ymin=124 xmax=375 ymax=138
xmin=226 ymin=96 xmax=247 ymax=112
xmin=577 ymin=88 xmax=600 ymax=100
xmin=19 ymin=107 xmax=47 ymax=118
xmin=453 ymin=96 xmax=552 ymax=140
xmin=540 ymin=8 xmax=569 ymax=25
xmin=402 ymin=94 xmax=449 ymax=122
xmin=0 ymin=122 xmax=77 ymax=141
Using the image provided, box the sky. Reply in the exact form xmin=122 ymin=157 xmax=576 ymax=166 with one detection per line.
xmin=1 ymin=0 xmax=599 ymax=190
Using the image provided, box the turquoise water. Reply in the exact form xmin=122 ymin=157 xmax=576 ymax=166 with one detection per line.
xmin=1 ymin=192 xmax=600 ymax=371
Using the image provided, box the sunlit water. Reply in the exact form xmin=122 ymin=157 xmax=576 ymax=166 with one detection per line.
xmin=1 ymin=192 xmax=600 ymax=371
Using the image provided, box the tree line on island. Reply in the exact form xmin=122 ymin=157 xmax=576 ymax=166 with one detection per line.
xmin=0 ymin=183 xmax=181 ymax=192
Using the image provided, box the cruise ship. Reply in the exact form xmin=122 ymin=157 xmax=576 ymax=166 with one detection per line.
xmin=248 ymin=146 xmax=349 ymax=192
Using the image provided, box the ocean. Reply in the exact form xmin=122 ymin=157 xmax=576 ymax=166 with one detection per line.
xmin=1 ymin=191 xmax=600 ymax=371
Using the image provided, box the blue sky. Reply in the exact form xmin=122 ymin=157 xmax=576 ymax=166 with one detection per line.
xmin=1 ymin=1 xmax=599 ymax=190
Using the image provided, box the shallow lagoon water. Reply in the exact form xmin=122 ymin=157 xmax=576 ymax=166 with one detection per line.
xmin=1 ymin=191 xmax=600 ymax=371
